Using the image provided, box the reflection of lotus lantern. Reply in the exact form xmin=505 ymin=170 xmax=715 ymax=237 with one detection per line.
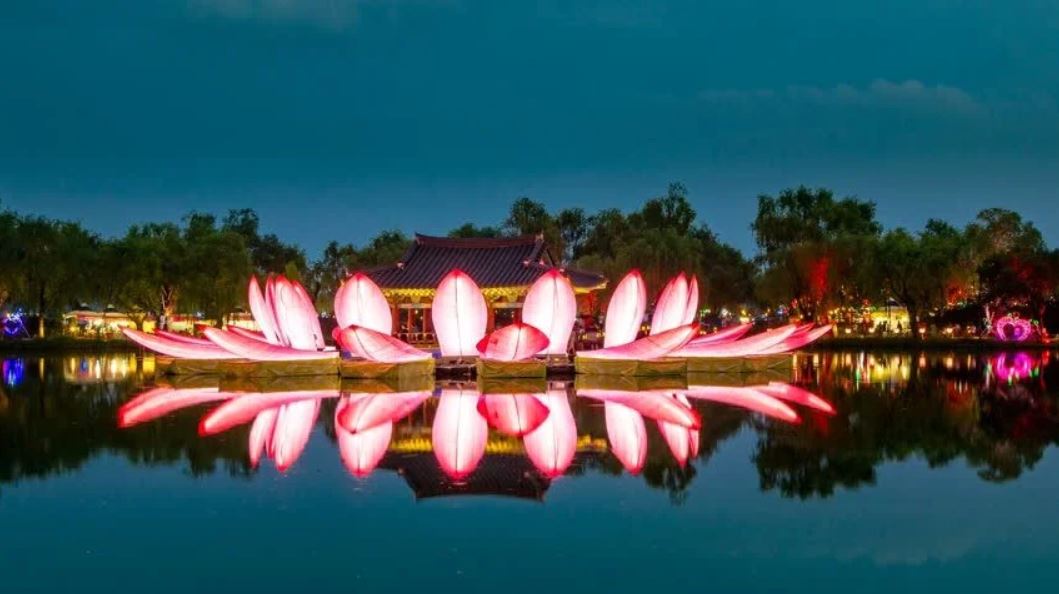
xmin=992 ymin=352 xmax=1036 ymax=383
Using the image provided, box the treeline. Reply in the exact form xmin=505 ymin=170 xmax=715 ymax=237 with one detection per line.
xmin=1 ymin=184 xmax=1057 ymax=337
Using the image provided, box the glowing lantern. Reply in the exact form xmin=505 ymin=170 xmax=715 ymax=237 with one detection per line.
xmin=674 ymin=324 xmax=799 ymax=358
xmin=203 ymin=327 xmax=337 ymax=361
xmin=265 ymin=399 xmax=321 ymax=472
xmin=476 ymin=322 xmax=549 ymax=361
xmin=604 ymin=270 xmax=647 ymax=347
xmin=687 ymin=322 xmax=753 ymax=346
xmin=604 ymin=402 xmax=647 ymax=474
xmin=333 ymin=325 xmax=431 ymax=363
xmin=335 ymin=397 xmax=393 ymax=477
xmin=755 ymin=325 xmax=833 ymax=355
xmin=993 ymin=315 xmax=1034 ymax=342
xmin=651 ymin=273 xmax=690 ymax=335
xmin=334 ymin=273 xmax=393 ymax=335
xmin=432 ymin=388 xmax=488 ymax=480
xmin=477 ymin=393 xmax=550 ymax=436
xmin=683 ymin=276 xmax=700 ymax=325
xmin=522 ymin=269 xmax=577 ymax=355
xmin=432 ymin=269 xmax=488 ymax=358
xmin=270 ymin=275 xmax=325 ymax=350
xmin=248 ymin=276 xmax=282 ymax=344
xmin=684 ymin=385 xmax=800 ymax=423
xmin=227 ymin=326 xmax=269 ymax=342
xmin=579 ymin=323 xmax=698 ymax=360
xmin=523 ymin=389 xmax=577 ymax=478
xmin=122 ymin=328 xmax=238 ymax=360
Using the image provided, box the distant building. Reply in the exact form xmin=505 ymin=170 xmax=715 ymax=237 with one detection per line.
xmin=367 ymin=234 xmax=607 ymax=344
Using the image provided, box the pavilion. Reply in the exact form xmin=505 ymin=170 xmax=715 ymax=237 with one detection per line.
xmin=366 ymin=234 xmax=607 ymax=344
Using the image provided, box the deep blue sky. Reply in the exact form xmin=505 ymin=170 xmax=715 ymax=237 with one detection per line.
xmin=2 ymin=1 xmax=1058 ymax=257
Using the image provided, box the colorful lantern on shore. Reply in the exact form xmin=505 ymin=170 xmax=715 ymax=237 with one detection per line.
xmin=993 ymin=315 xmax=1034 ymax=342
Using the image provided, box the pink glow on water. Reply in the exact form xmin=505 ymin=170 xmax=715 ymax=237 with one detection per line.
xmin=579 ymin=389 xmax=700 ymax=429
xmin=432 ymin=388 xmax=489 ymax=480
xmin=336 ymin=391 xmax=431 ymax=433
xmin=249 ymin=276 xmax=282 ymax=344
xmin=477 ymin=393 xmax=550 ymax=436
xmin=118 ymin=387 xmax=235 ymax=428
xmin=521 ymin=269 xmax=577 ymax=355
xmin=432 ymin=269 xmax=488 ymax=357
xmin=684 ymin=385 xmax=801 ymax=423
xmin=335 ymin=398 xmax=393 ymax=477
xmin=523 ymin=390 xmax=577 ymax=478
xmin=604 ymin=402 xmax=647 ymax=474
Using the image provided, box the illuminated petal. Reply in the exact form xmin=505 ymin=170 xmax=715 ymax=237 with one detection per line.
xmin=335 ymin=398 xmax=393 ymax=477
xmin=199 ymin=390 xmax=338 ymax=436
xmin=755 ymin=325 xmax=833 ymax=354
xmin=651 ymin=273 xmax=689 ymax=335
xmin=337 ymin=391 xmax=431 ymax=433
xmin=432 ymin=388 xmax=488 ymax=480
xmin=270 ymin=399 xmax=321 ymax=472
xmin=334 ymin=272 xmax=393 ymax=335
xmin=264 ymin=275 xmax=288 ymax=346
xmin=334 ymin=325 xmax=431 ymax=363
xmin=684 ymin=385 xmax=800 ymax=423
xmin=757 ymin=382 xmax=835 ymax=414
xmin=248 ymin=408 xmax=278 ymax=468
xmin=475 ymin=322 xmax=549 ymax=362
xmin=683 ymin=276 xmax=700 ymax=325
xmin=603 ymin=270 xmax=647 ymax=347
xmin=579 ymin=389 xmax=700 ymax=429
xmin=521 ymin=269 xmax=577 ymax=355
xmin=579 ymin=323 xmax=698 ymax=360
xmin=122 ymin=328 xmax=238 ymax=360
xmin=657 ymin=394 xmax=698 ymax=467
xmin=477 ymin=393 xmax=550 ymax=436
xmin=432 ymin=269 xmax=488 ymax=357
xmin=203 ymin=327 xmax=336 ymax=361
xmin=155 ymin=330 xmax=212 ymax=345
xmin=249 ymin=276 xmax=282 ymax=345
xmin=270 ymin=275 xmax=325 ymax=351
xmin=227 ymin=326 xmax=269 ymax=342
xmin=118 ymin=387 xmax=235 ymax=427
xmin=687 ymin=322 xmax=753 ymax=346
xmin=523 ymin=389 xmax=577 ymax=478
xmin=673 ymin=324 xmax=798 ymax=357
xmin=604 ymin=402 xmax=647 ymax=474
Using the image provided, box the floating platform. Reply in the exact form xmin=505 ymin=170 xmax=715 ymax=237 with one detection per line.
xmin=684 ymin=354 xmax=793 ymax=374
xmin=155 ymin=357 xmax=228 ymax=376
xmin=686 ymin=369 xmax=792 ymax=387
xmin=478 ymin=377 xmax=548 ymax=394
xmin=220 ymin=358 xmax=339 ymax=378
xmin=341 ymin=375 xmax=435 ymax=394
xmin=575 ymin=374 xmax=688 ymax=392
xmin=574 ymin=356 xmax=687 ymax=377
xmin=476 ymin=359 xmax=547 ymax=379
xmin=339 ymin=357 xmax=435 ymax=381
xmin=220 ymin=374 xmax=341 ymax=393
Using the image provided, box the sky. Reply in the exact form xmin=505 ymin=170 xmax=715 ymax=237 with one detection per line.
xmin=2 ymin=1 xmax=1058 ymax=258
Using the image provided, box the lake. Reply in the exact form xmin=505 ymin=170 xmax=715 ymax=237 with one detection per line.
xmin=2 ymin=350 xmax=1058 ymax=593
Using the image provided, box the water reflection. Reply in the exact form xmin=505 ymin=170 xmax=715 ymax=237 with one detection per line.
xmin=1 ymin=350 xmax=1058 ymax=503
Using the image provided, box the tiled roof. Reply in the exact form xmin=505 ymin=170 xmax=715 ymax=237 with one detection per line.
xmin=366 ymin=234 xmax=606 ymax=291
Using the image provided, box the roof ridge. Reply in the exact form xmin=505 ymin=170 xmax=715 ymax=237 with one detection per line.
xmin=414 ymin=233 xmax=540 ymax=249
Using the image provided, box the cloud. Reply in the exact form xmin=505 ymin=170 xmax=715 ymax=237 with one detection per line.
xmin=701 ymin=79 xmax=988 ymax=117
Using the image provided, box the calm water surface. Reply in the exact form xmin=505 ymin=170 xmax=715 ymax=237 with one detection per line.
xmin=2 ymin=350 xmax=1059 ymax=593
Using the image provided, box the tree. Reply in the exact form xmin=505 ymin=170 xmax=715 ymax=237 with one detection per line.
xmin=555 ymin=208 xmax=587 ymax=263
xmin=448 ymin=223 xmax=501 ymax=238
xmin=107 ymin=223 xmax=187 ymax=329
xmin=222 ymin=208 xmax=306 ymax=276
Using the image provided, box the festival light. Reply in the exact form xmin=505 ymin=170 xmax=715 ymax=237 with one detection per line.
xmin=248 ymin=276 xmax=282 ymax=344
xmin=604 ymin=270 xmax=647 ymax=347
xmin=521 ymin=269 xmax=577 ymax=355
xmin=203 ymin=327 xmax=337 ymax=361
xmin=579 ymin=388 xmax=700 ymax=428
xmin=227 ymin=326 xmax=268 ymax=342
xmin=333 ymin=325 xmax=431 ymax=363
xmin=122 ymin=328 xmax=239 ymax=359
xmin=686 ymin=322 xmax=753 ymax=346
xmin=334 ymin=272 xmax=393 ymax=335
xmin=684 ymin=385 xmax=800 ymax=423
xmin=476 ymin=322 xmax=549 ymax=361
xmin=651 ymin=273 xmax=698 ymax=335
xmin=432 ymin=269 xmax=488 ymax=358
xmin=477 ymin=393 xmax=550 ymax=436
xmin=523 ymin=389 xmax=577 ymax=478
xmin=432 ymin=388 xmax=488 ymax=480
xmin=579 ymin=323 xmax=699 ymax=360
xmin=993 ymin=315 xmax=1034 ymax=342
xmin=673 ymin=323 xmax=800 ymax=358
xmin=604 ymin=402 xmax=647 ymax=474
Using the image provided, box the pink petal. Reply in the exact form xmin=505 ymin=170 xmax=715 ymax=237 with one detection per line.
xmin=270 ymin=275 xmax=325 ymax=351
xmin=683 ymin=276 xmax=700 ymax=325
xmin=757 ymin=382 xmax=835 ymax=414
xmin=432 ymin=269 xmax=488 ymax=357
xmin=270 ymin=399 xmax=321 ymax=472
xmin=651 ymin=273 xmax=689 ymax=335
xmin=248 ymin=276 xmax=283 ymax=345
xmin=248 ymin=408 xmax=278 ymax=468
xmin=674 ymin=324 xmax=799 ymax=357
xmin=476 ymin=322 xmax=549 ymax=361
xmin=118 ymin=387 xmax=235 ymax=427
xmin=579 ymin=323 xmax=698 ymax=361
xmin=687 ymin=323 xmax=753 ymax=346
xmin=122 ymin=328 xmax=238 ymax=360
xmin=336 ymin=391 xmax=431 ymax=433
xmin=203 ymin=327 xmax=336 ymax=361
xmin=335 ymin=398 xmax=393 ymax=478
xmin=155 ymin=330 xmax=212 ymax=345
xmin=684 ymin=385 xmax=801 ymax=424
xmin=334 ymin=272 xmax=393 ymax=335
xmin=227 ymin=326 xmax=269 ymax=342
xmin=579 ymin=389 xmax=700 ymax=429
xmin=522 ymin=269 xmax=577 ymax=355
xmin=603 ymin=270 xmax=647 ymax=347
xmin=334 ymin=325 xmax=431 ymax=363
xmin=199 ymin=390 xmax=338 ymax=436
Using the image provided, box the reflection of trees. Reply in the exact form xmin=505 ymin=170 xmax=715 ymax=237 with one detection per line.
xmin=754 ymin=352 xmax=1059 ymax=499
xmin=0 ymin=356 xmax=252 ymax=494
